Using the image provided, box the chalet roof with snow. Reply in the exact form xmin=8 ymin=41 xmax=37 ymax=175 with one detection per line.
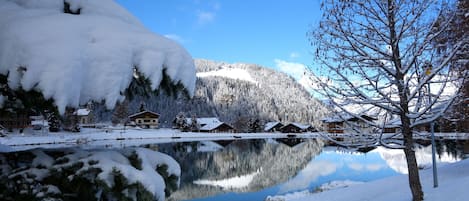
xmin=199 ymin=122 xmax=234 ymax=132
xmin=322 ymin=114 xmax=376 ymax=123
xmin=289 ymin=123 xmax=312 ymax=130
xmin=128 ymin=110 xmax=160 ymax=121
xmin=73 ymin=108 xmax=91 ymax=116
xmin=186 ymin=117 xmax=222 ymax=126
xmin=264 ymin=121 xmax=284 ymax=132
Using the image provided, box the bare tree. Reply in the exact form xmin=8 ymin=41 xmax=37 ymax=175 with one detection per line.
xmin=309 ymin=1 xmax=467 ymax=200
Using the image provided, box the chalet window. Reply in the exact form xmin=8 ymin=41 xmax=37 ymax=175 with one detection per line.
xmin=138 ymin=120 xmax=142 ymax=124
xmin=152 ymin=120 xmax=156 ymax=123
xmin=143 ymin=119 xmax=150 ymax=123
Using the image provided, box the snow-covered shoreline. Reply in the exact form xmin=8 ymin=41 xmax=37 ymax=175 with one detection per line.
xmin=1 ymin=129 xmax=468 ymax=152
xmin=0 ymin=128 xmax=304 ymax=152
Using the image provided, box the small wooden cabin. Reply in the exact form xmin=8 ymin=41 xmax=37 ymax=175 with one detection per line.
xmin=264 ymin=122 xmax=284 ymax=132
xmin=128 ymin=110 xmax=160 ymax=129
xmin=200 ymin=122 xmax=234 ymax=133
xmin=280 ymin=123 xmax=311 ymax=133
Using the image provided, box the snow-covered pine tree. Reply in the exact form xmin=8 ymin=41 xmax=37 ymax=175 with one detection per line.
xmin=48 ymin=113 xmax=60 ymax=132
xmin=174 ymin=112 xmax=189 ymax=131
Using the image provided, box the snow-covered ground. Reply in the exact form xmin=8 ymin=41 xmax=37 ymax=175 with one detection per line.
xmin=266 ymin=158 xmax=469 ymax=201
xmin=0 ymin=128 xmax=305 ymax=152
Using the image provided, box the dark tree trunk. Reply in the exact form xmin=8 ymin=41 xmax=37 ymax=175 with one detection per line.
xmin=402 ymin=120 xmax=424 ymax=201
xmin=388 ymin=0 xmax=424 ymax=199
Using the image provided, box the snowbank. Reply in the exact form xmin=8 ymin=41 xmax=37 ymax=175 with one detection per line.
xmin=277 ymin=159 xmax=469 ymax=201
xmin=2 ymin=147 xmax=181 ymax=200
xmin=0 ymin=0 xmax=196 ymax=114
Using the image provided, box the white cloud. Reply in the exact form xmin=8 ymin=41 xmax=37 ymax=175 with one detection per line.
xmin=279 ymin=160 xmax=337 ymax=193
xmin=197 ymin=10 xmax=215 ymax=25
xmin=275 ymin=59 xmax=324 ymax=93
xmin=274 ymin=59 xmax=307 ymax=80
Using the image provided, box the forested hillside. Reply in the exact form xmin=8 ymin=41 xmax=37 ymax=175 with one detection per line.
xmin=96 ymin=59 xmax=329 ymax=129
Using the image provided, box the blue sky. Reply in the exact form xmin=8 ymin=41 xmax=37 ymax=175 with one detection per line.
xmin=116 ymin=0 xmax=322 ymax=79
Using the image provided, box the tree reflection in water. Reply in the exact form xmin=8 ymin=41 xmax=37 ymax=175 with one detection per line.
xmin=159 ymin=138 xmax=325 ymax=201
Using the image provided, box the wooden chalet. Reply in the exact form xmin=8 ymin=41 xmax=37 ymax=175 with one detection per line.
xmin=200 ymin=121 xmax=234 ymax=133
xmin=382 ymin=118 xmax=401 ymax=133
xmin=264 ymin=122 xmax=284 ymax=132
xmin=73 ymin=108 xmax=93 ymax=125
xmin=322 ymin=114 xmax=376 ymax=134
xmin=280 ymin=123 xmax=311 ymax=133
xmin=128 ymin=110 xmax=160 ymax=129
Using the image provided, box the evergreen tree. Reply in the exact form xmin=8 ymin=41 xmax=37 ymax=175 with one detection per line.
xmin=174 ymin=112 xmax=188 ymax=131
xmin=190 ymin=114 xmax=200 ymax=132
xmin=248 ymin=118 xmax=261 ymax=133
xmin=112 ymin=99 xmax=129 ymax=126
xmin=139 ymin=102 xmax=146 ymax=112
xmin=48 ymin=113 xmax=60 ymax=132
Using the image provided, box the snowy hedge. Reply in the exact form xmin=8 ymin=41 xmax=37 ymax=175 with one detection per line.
xmin=0 ymin=0 xmax=196 ymax=114
xmin=0 ymin=147 xmax=181 ymax=201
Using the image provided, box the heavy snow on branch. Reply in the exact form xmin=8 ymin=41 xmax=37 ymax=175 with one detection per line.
xmin=309 ymin=0 xmax=466 ymax=130
xmin=0 ymin=0 xmax=196 ymax=114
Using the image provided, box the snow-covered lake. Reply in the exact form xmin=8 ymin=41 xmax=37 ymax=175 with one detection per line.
xmin=0 ymin=137 xmax=467 ymax=201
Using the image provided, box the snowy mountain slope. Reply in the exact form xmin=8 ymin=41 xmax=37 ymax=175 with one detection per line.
xmin=0 ymin=0 xmax=196 ymax=114
xmin=105 ymin=59 xmax=329 ymax=128
xmin=196 ymin=67 xmax=257 ymax=84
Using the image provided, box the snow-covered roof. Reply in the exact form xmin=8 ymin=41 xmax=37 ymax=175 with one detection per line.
xmin=186 ymin=117 xmax=222 ymax=126
xmin=73 ymin=109 xmax=91 ymax=116
xmin=322 ymin=114 xmax=376 ymax=123
xmin=322 ymin=116 xmax=345 ymax=123
xmin=0 ymin=0 xmax=196 ymax=114
xmin=264 ymin=122 xmax=283 ymax=131
xmin=128 ymin=110 xmax=160 ymax=119
xmin=293 ymin=123 xmax=312 ymax=130
xmin=284 ymin=123 xmax=311 ymax=130
xmin=199 ymin=122 xmax=233 ymax=131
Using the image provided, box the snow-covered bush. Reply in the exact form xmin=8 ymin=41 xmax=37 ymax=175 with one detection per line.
xmin=0 ymin=148 xmax=181 ymax=201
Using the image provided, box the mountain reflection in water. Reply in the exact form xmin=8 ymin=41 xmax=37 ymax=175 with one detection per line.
xmin=157 ymin=138 xmax=324 ymax=201
xmin=157 ymin=139 xmax=467 ymax=201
